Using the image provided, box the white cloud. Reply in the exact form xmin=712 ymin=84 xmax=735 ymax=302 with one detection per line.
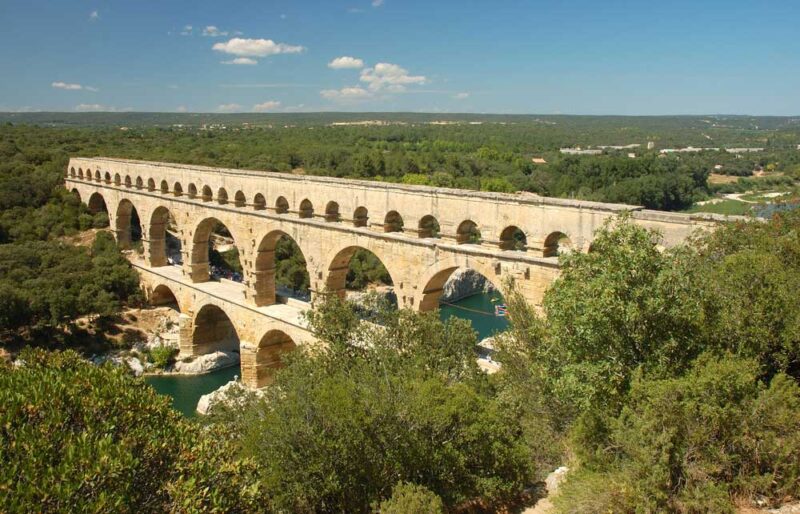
xmin=52 ymin=81 xmax=98 ymax=92
xmin=176 ymin=106 xmax=188 ymax=113
xmin=216 ymin=103 xmax=243 ymax=112
xmin=202 ymin=25 xmax=228 ymax=37
xmin=372 ymin=0 xmax=384 ymax=6
xmin=180 ymin=25 xmax=192 ymax=36
xmin=74 ymin=104 xmax=108 ymax=112
xmin=89 ymin=10 xmax=99 ymax=21
xmin=320 ymin=86 xmax=371 ymax=101
xmin=212 ymin=37 xmax=305 ymax=58
xmin=252 ymin=100 xmax=281 ymax=112
xmin=453 ymin=92 xmax=469 ymax=100
xmin=328 ymin=56 xmax=364 ymax=69
xmin=359 ymin=62 xmax=425 ymax=92
xmin=222 ymin=57 xmax=258 ymax=65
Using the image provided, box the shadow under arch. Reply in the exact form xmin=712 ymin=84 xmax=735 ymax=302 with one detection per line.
xmin=247 ymin=329 xmax=297 ymax=387
xmin=87 ymin=192 xmax=108 ymax=215
xmin=116 ymin=199 xmax=142 ymax=250
xmin=151 ymin=283 xmax=181 ymax=312
xmin=191 ymin=303 xmax=240 ymax=356
xmin=149 ymin=206 xmax=181 ymax=267
xmin=253 ymin=230 xmax=311 ymax=305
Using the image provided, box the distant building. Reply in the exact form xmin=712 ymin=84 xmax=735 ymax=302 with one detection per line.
xmin=647 ymin=141 xmax=655 ymax=150
xmin=714 ymin=164 xmax=723 ymax=170
xmin=597 ymin=144 xmax=640 ymax=150
xmin=627 ymin=153 xmax=636 ymax=159
xmin=531 ymin=157 xmax=547 ymax=164
xmin=725 ymin=148 xmax=764 ymax=153
xmin=660 ymin=146 xmax=718 ymax=154
xmin=560 ymin=147 xmax=603 ymax=155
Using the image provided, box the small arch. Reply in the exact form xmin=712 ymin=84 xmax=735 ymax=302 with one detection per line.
xmin=384 ymin=211 xmax=404 ymax=233
xmin=325 ymin=201 xmax=340 ymax=222
xmin=160 ymin=180 xmax=169 ymax=194
xmin=124 ymin=175 xmax=132 ymax=188
xmin=543 ymin=231 xmax=572 ymax=257
xmin=135 ymin=176 xmax=144 ymax=189
xmin=253 ymin=193 xmax=266 ymax=211
xmin=188 ymin=183 xmax=198 ymax=199
xmin=147 ymin=178 xmax=156 ymax=192
xmin=217 ymin=188 xmax=228 ymax=205
xmin=114 ymin=173 xmax=121 ymax=185
xmin=69 ymin=167 xmax=76 ymax=178
xmin=418 ymin=215 xmax=440 ymax=238
xmin=234 ymin=191 xmax=246 ymax=208
xmin=499 ymin=226 xmax=527 ymax=251
xmin=299 ymin=199 xmax=314 ymax=219
xmin=71 ymin=188 xmax=81 ymax=202
xmin=78 ymin=168 xmax=84 ymax=179
xmin=151 ymin=284 xmax=180 ymax=311
xmin=253 ymin=330 xmax=297 ymax=387
xmin=104 ymin=172 xmax=111 ymax=183
xmin=275 ymin=196 xmax=289 ymax=214
xmin=94 ymin=170 xmax=101 ymax=181
xmin=201 ymin=185 xmax=213 ymax=202
xmin=173 ymin=182 xmax=183 ymax=197
xmin=456 ymin=220 xmax=481 ymax=244
xmin=353 ymin=206 xmax=369 ymax=227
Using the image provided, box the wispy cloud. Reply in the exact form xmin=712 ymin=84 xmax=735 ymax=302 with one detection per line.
xmin=252 ymin=100 xmax=282 ymax=112
xmin=74 ymin=104 xmax=119 ymax=112
xmin=176 ymin=106 xmax=188 ymax=113
xmin=360 ymin=62 xmax=425 ymax=92
xmin=320 ymin=86 xmax=371 ymax=101
xmin=180 ymin=25 xmax=193 ymax=36
xmin=453 ymin=92 xmax=469 ymax=100
xmin=219 ymin=83 xmax=318 ymax=89
xmin=222 ymin=57 xmax=258 ymax=65
xmin=52 ymin=81 xmax=99 ymax=92
xmin=372 ymin=0 xmax=384 ymax=6
xmin=212 ymin=38 xmax=305 ymax=66
xmin=216 ymin=103 xmax=243 ymax=113
xmin=89 ymin=10 xmax=99 ymax=21
xmin=328 ymin=56 xmax=364 ymax=69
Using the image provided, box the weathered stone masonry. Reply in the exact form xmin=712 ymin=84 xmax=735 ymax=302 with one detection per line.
xmin=66 ymin=157 xmax=730 ymax=387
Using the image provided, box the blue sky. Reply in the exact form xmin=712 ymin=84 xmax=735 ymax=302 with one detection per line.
xmin=1 ymin=0 xmax=798 ymax=115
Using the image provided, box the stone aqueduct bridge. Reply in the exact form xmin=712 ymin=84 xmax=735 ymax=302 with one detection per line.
xmin=66 ymin=157 xmax=725 ymax=388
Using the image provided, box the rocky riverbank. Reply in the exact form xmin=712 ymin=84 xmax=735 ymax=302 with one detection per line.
xmin=440 ymin=268 xmax=496 ymax=303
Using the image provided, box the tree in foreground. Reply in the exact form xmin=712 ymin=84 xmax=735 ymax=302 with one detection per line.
xmin=0 ymin=349 xmax=265 ymax=513
xmin=209 ymin=293 xmax=532 ymax=513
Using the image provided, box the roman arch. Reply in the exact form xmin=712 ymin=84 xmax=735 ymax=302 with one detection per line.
xmin=66 ymin=157 xmax=732 ymax=388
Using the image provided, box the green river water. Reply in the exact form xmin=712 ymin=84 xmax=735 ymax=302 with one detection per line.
xmin=146 ymin=292 xmax=507 ymax=416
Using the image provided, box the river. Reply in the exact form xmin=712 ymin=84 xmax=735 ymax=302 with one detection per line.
xmin=146 ymin=291 xmax=508 ymax=416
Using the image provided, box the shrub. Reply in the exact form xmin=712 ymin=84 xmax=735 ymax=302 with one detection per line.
xmin=148 ymin=344 xmax=177 ymax=369
xmin=0 ymin=349 xmax=266 ymax=513
xmin=379 ymin=482 xmax=444 ymax=514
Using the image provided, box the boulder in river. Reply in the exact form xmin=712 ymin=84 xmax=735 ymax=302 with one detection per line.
xmin=440 ymin=268 xmax=496 ymax=303
xmin=173 ymin=351 xmax=239 ymax=374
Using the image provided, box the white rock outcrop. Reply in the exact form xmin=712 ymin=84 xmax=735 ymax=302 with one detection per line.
xmin=173 ymin=351 xmax=239 ymax=374
xmin=440 ymin=268 xmax=496 ymax=303
xmin=196 ymin=378 xmax=264 ymax=415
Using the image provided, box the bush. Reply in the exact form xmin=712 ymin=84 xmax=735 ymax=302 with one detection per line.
xmin=379 ymin=482 xmax=444 ymax=514
xmin=558 ymin=354 xmax=800 ymax=513
xmin=148 ymin=344 xmax=177 ymax=369
xmin=0 ymin=349 xmax=266 ymax=513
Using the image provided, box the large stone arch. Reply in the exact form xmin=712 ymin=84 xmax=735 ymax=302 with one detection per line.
xmin=87 ymin=192 xmax=108 ymax=215
xmin=188 ymin=216 xmax=244 ymax=283
xmin=323 ymin=243 xmax=398 ymax=302
xmin=115 ymin=198 xmax=142 ymax=250
xmin=189 ymin=302 xmax=241 ymax=356
xmin=416 ymin=256 xmax=504 ymax=312
xmin=252 ymin=229 xmax=311 ymax=306
xmin=150 ymin=283 xmax=182 ymax=312
xmin=241 ymin=329 xmax=297 ymax=388
xmin=148 ymin=205 xmax=180 ymax=267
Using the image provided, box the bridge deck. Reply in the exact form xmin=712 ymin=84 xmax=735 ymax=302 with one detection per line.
xmin=132 ymin=260 xmax=310 ymax=331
